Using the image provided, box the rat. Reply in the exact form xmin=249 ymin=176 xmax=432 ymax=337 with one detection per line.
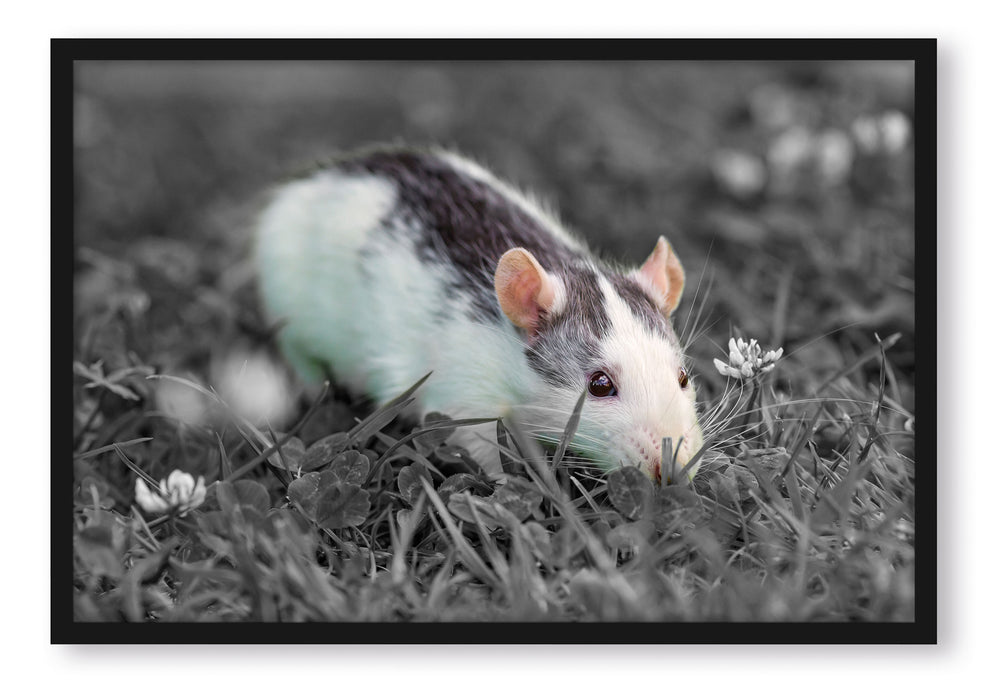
xmin=255 ymin=146 xmax=704 ymax=481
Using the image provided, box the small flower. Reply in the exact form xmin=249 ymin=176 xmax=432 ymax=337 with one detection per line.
xmin=852 ymin=111 xmax=911 ymax=155
xmin=851 ymin=115 xmax=881 ymax=153
xmin=767 ymin=126 xmax=816 ymax=177
xmin=714 ymin=337 xmax=783 ymax=380
xmin=878 ymin=110 xmax=911 ymax=154
xmin=134 ymin=469 xmax=206 ymax=516
xmin=817 ymin=128 xmax=855 ymax=185
xmin=711 ymin=148 xmax=767 ymax=199
xmin=214 ymin=351 xmax=292 ymax=427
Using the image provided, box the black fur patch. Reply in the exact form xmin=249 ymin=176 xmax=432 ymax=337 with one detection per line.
xmin=337 ymin=149 xmax=585 ymax=322
xmin=561 ymin=266 xmax=610 ymax=340
xmin=331 ymin=148 xmax=673 ymax=389
xmin=524 ymin=332 xmax=602 ymax=388
xmin=525 ymin=266 xmax=609 ymax=387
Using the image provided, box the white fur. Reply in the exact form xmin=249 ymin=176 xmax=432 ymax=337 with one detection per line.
xmin=256 ymin=166 xmax=546 ymax=466
xmin=506 ymin=273 xmax=704 ymax=478
xmin=582 ymin=278 xmax=704 ymax=474
xmin=256 ymin=171 xmax=398 ymax=387
xmin=544 ymin=274 xmax=567 ymax=316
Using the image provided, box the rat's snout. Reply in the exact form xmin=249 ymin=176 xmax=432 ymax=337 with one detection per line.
xmin=650 ymin=436 xmax=699 ymax=483
xmin=627 ymin=424 xmax=701 ymax=483
xmin=650 ymin=458 xmax=664 ymax=482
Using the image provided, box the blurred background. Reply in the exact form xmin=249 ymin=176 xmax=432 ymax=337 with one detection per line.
xmin=73 ymin=60 xmax=915 ymax=425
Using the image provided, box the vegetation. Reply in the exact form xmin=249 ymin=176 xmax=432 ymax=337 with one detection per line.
xmin=72 ymin=60 xmax=915 ymax=624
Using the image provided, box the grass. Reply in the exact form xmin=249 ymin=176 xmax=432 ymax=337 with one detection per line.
xmin=72 ymin=333 xmax=914 ymax=623
xmin=71 ymin=60 xmax=915 ymax=625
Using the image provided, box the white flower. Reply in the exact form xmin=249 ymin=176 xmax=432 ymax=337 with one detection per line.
xmin=714 ymin=337 xmax=783 ymax=380
xmin=134 ymin=469 xmax=206 ymax=516
xmin=768 ymin=126 xmax=816 ymax=176
xmin=214 ymin=351 xmax=292 ymax=427
xmin=711 ymin=149 xmax=767 ymax=199
xmin=878 ymin=110 xmax=911 ymax=154
xmin=851 ymin=115 xmax=881 ymax=153
xmin=852 ymin=111 xmax=911 ymax=155
xmin=817 ymin=129 xmax=855 ymax=185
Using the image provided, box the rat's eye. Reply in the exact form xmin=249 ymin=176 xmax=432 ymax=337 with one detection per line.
xmin=588 ymin=371 xmax=617 ymax=398
xmin=678 ymin=367 xmax=689 ymax=389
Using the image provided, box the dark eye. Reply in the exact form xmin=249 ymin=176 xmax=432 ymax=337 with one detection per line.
xmin=588 ymin=371 xmax=617 ymax=398
xmin=678 ymin=367 xmax=689 ymax=389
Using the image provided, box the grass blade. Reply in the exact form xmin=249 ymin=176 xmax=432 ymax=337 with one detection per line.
xmin=550 ymin=391 xmax=586 ymax=472
xmin=370 ymin=416 xmax=499 ymax=481
xmin=347 ymin=372 xmax=433 ymax=445
xmin=813 ymin=332 xmax=901 ymax=394
xmin=74 ymin=437 xmax=152 ymax=461
xmin=420 ymin=478 xmax=500 ymax=588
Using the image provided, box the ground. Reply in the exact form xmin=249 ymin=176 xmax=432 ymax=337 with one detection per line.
xmin=71 ymin=59 xmax=916 ymax=625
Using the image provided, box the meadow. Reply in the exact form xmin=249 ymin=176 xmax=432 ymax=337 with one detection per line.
xmin=71 ymin=59 xmax=917 ymax=627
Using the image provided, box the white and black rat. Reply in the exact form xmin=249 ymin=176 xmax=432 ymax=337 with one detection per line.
xmin=255 ymin=146 xmax=704 ymax=481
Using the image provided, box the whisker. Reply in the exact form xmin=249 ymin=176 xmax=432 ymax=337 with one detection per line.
xmin=680 ymin=239 xmax=715 ymax=352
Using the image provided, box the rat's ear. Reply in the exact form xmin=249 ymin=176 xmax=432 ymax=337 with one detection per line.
xmin=636 ymin=235 xmax=686 ymax=314
xmin=494 ymin=248 xmax=558 ymax=333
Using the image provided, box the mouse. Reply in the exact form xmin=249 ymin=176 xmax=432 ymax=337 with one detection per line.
xmin=255 ymin=145 xmax=704 ymax=482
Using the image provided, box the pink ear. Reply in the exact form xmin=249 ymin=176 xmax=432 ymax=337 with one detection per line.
xmin=494 ymin=248 xmax=557 ymax=332
xmin=638 ymin=236 xmax=686 ymax=314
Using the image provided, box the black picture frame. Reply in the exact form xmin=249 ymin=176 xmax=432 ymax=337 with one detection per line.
xmin=54 ymin=38 xmax=936 ymax=644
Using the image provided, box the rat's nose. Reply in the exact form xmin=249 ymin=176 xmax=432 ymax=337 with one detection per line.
xmin=651 ymin=459 xmax=663 ymax=482
xmin=652 ymin=444 xmax=696 ymax=484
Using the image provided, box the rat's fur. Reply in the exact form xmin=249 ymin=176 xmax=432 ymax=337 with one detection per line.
xmin=256 ymin=146 xmax=703 ymax=479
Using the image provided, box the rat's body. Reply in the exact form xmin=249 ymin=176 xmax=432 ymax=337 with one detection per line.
xmin=256 ymin=147 xmax=703 ymax=480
